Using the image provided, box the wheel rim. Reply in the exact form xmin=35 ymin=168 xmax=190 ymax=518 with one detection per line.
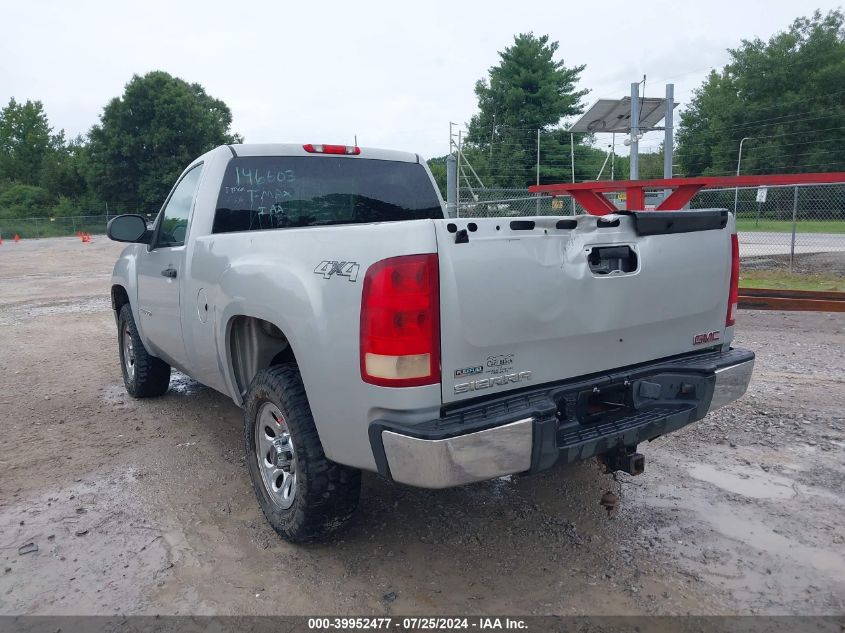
xmin=122 ymin=325 xmax=136 ymax=380
xmin=254 ymin=402 xmax=297 ymax=509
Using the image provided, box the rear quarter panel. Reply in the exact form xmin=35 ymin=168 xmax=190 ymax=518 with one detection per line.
xmin=190 ymin=220 xmax=442 ymax=471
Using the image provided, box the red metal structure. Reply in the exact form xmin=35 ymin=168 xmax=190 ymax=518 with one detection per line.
xmin=738 ymin=288 xmax=845 ymax=312
xmin=528 ymin=172 xmax=845 ymax=215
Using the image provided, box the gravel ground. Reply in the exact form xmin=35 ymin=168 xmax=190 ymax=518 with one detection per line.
xmin=742 ymin=251 xmax=845 ymax=275
xmin=0 ymin=237 xmax=843 ymax=616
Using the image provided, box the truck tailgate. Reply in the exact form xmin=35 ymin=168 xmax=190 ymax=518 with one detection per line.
xmin=436 ymin=211 xmax=733 ymax=404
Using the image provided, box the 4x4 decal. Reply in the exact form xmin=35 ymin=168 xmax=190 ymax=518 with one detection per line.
xmin=314 ymin=260 xmax=360 ymax=282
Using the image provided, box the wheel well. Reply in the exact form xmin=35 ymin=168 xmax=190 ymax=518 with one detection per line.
xmin=112 ymin=285 xmax=130 ymax=313
xmin=229 ymin=316 xmax=296 ymax=397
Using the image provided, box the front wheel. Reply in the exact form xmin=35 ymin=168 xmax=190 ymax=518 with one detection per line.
xmin=244 ymin=364 xmax=361 ymax=542
xmin=117 ymin=304 xmax=171 ymax=398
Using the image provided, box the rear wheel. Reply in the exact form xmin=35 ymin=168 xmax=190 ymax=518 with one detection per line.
xmin=244 ymin=364 xmax=361 ymax=542
xmin=117 ymin=304 xmax=171 ymax=398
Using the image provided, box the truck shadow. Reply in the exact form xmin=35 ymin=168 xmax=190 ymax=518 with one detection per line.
xmin=162 ymin=371 xmax=620 ymax=548
xmin=350 ymin=460 xmax=618 ymax=544
xmin=139 ymin=373 xmax=632 ymax=613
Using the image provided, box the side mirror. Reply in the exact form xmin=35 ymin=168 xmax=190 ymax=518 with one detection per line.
xmin=107 ymin=215 xmax=150 ymax=243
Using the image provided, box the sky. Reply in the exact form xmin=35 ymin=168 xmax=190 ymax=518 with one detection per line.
xmin=1 ymin=0 xmax=840 ymax=160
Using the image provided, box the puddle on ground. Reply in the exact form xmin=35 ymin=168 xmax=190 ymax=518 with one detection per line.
xmin=699 ymin=503 xmax=845 ymax=575
xmin=685 ymin=461 xmax=841 ymax=503
xmin=628 ymin=477 xmax=845 ymax=610
xmin=627 ymin=446 xmax=845 ymax=610
xmin=168 ymin=372 xmax=207 ymax=396
xmin=100 ymin=373 xmax=209 ymax=403
xmin=686 ymin=462 xmax=796 ymax=500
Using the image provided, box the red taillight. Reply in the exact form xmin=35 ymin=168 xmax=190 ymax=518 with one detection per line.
xmin=360 ymin=254 xmax=440 ymax=387
xmin=303 ymin=143 xmax=361 ymax=155
xmin=726 ymin=233 xmax=740 ymax=327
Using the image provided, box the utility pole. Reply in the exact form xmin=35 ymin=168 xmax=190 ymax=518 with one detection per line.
xmin=734 ymin=137 xmax=753 ymax=213
xmin=490 ymin=113 xmax=496 ymax=161
xmin=446 ymin=154 xmax=457 ymax=219
xmin=663 ymin=83 xmax=674 ymax=203
xmin=664 ymin=84 xmax=674 ymax=179
xmin=570 ymin=132 xmax=576 ymax=215
xmin=630 ymin=82 xmax=640 ymax=180
xmin=446 ymin=122 xmax=458 ymax=219
xmin=611 ymin=133 xmax=615 ymax=180
xmin=536 ymin=129 xmax=541 ymax=214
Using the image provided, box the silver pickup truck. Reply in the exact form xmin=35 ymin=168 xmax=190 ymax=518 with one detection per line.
xmin=107 ymin=143 xmax=754 ymax=542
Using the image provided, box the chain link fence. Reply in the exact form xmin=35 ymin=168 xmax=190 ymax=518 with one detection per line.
xmin=456 ymin=187 xmax=672 ymax=217
xmin=456 ymin=188 xmax=559 ymax=217
xmin=0 ymin=214 xmax=158 ymax=240
xmin=458 ymin=183 xmax=845 ymax=275
xmin=0 ymin=215 xmax=110 ymax=240
xmin=4 ymin=184 xmax=844 ymax=276
xmin=690 ymin=184 xmax=845 ymax=266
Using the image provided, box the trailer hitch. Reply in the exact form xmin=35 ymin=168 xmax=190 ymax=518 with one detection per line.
xmin=601 ymin=446 xmax=645 ymax=476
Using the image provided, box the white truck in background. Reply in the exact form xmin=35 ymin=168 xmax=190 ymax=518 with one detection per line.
xmin=107 ymin=143 xmax=754 ymax=542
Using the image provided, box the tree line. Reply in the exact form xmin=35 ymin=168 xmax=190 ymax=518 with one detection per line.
xmin=432 ymin=9 xmax=844 ymax=191
xmin=0 ymin=71 xmax=239 ymax=220
xmin=1 ymin=9 xmax=842 ymax=220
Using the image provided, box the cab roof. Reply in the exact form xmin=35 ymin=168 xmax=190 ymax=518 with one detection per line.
xmin=227 ymin=143 xmax=420 ymax=163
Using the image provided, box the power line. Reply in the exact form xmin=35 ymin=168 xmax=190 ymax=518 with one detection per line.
xmin=645 ymin=38 xmax=845 ymax=88
xmin=675 ymin=109 xmax=845 ymax=139
xmin=468 ymin=104 xmax=845 ymax=151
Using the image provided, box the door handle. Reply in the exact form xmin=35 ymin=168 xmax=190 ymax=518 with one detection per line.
xmin=161 ymin=268 xmax=177 ymax=279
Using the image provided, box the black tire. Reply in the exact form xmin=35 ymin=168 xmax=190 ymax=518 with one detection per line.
xmin=244 ymin=364 xmax=361 ymax=542
xmin=117 ymin=303 xmax=171 ymax=398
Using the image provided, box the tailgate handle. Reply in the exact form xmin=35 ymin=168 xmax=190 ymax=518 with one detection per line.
xmin=588 ymin=245 xmax=638 ymax=275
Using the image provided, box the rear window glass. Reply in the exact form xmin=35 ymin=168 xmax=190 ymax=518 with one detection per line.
xmin=213 ymin=156 xmax=442 ymax=233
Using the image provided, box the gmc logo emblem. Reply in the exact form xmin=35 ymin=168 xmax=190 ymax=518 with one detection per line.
xmin=693 ymin=331 xmax=721 ymax=345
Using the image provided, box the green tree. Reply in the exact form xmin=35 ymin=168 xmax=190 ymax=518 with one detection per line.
xmin=537 ymin=130 xmax=618 ymax=184
xmin=0 ymin=184 xmax=52 ymax=218
xmin=87 ymin=71 xmax=240 ymax=212
xmin=0 ymin=100 xmax=96 ymax=218
xmin=0 ymin=98 xmax=53 ymax=185
xmin=39 ymin=133 xmax=90 ymax=202
xmin=465 ymin=33 xmax=588 ymax=187
xmin=677 ymin=10 xmax=845 ymax=177
xmin=426 ymin=156 xmax=447 ymax=197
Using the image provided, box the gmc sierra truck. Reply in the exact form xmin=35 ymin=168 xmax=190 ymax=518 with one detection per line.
xmin=107 ymin=143 xmax=754 ymax=542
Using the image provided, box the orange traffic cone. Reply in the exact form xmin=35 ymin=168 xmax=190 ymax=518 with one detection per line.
xmin=14 ymin=234 xmax=20 ymax=243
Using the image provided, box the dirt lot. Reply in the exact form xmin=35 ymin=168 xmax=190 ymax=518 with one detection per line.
xmin=0 ymin=237 xmax=843 ymax=616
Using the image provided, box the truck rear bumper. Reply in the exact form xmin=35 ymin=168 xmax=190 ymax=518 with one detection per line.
xmin=709 ymin=358 xmax=755 ymax=410
xmin=370 ymin=347 xmax=754 ymax=488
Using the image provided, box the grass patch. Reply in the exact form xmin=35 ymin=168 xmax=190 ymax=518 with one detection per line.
xmin=740 ymin=269 xmax=845 ymax=292
xmin=736 ymin=219 xmax=845 ymax=234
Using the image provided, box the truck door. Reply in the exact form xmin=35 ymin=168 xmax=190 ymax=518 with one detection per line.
xmin=136 ymin=164 xmax=203 ymax=371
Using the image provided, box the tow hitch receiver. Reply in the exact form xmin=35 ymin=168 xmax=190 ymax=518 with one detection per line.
xmin=602 ymin=446 xmax=645 ymax=476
